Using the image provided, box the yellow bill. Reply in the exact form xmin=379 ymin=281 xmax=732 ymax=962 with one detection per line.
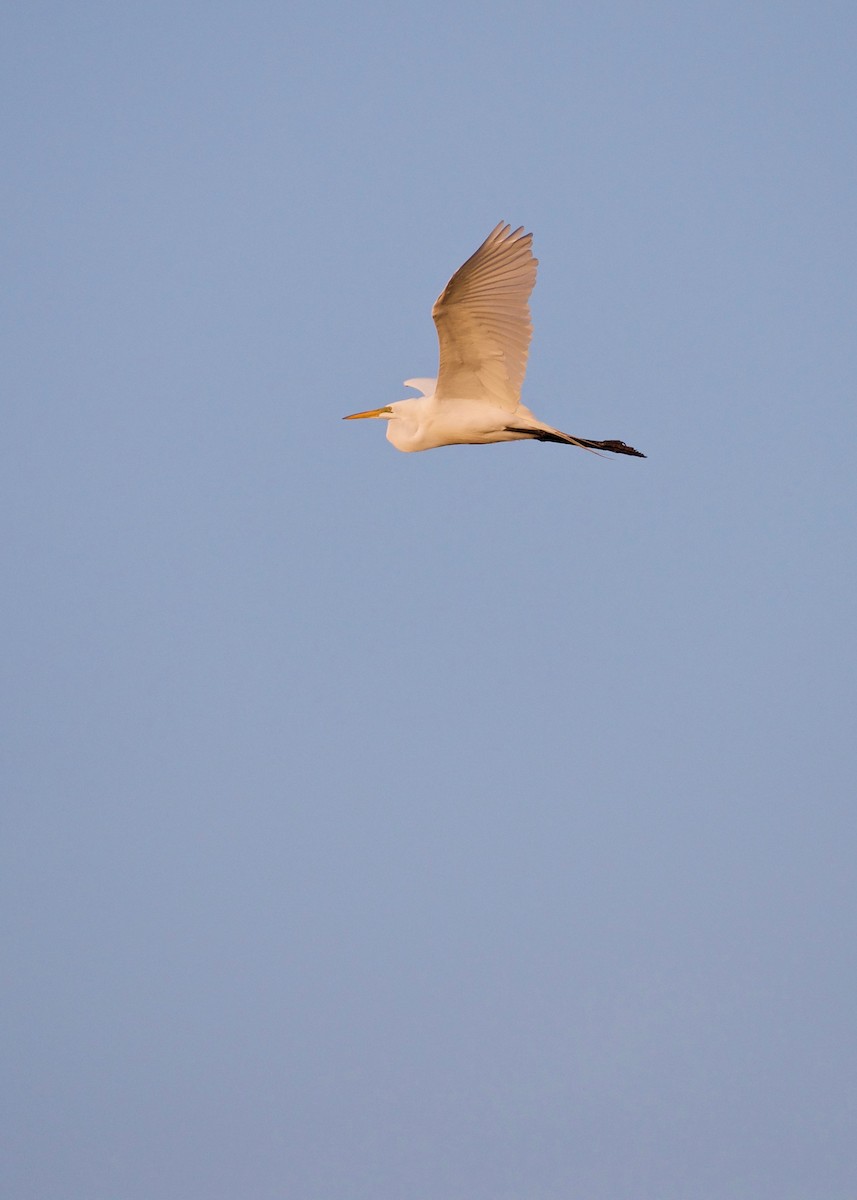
xmin=343 ymin=406 xmax=393 ymax=420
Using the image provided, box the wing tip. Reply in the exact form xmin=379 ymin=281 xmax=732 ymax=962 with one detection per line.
xmin=489 ymin=221 xmax=532 ymax=245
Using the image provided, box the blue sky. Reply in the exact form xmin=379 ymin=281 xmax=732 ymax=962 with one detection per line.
xmin=3 ymin=3 xmax=856 ymax=1197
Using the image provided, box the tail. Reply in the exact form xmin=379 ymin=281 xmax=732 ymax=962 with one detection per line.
xmin=507 ymin=426 xmax=646 ymax=458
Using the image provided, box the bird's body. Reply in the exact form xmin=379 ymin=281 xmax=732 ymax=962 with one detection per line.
xmin=345 ymin=223 xmax=645 ymax=459
xmin=382 ymin=381 xmax=547 ymax=452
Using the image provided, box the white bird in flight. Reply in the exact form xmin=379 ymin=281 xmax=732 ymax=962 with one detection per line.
xmin=344 ymin=222 xmax=645 ymax=458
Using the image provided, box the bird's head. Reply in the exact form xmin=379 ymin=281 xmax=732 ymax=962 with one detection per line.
xmin=343 ymin=399 xmax=424 ymax=452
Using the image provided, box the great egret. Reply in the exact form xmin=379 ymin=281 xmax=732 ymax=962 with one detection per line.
xmin=344 ymin=222 xmax=645 ymax=458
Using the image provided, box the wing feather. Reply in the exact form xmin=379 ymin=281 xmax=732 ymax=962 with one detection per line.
xmin=403 ymin=377 xmax=437 ymax=396
xmin=431 ymin=223 xmax=538 ymax=411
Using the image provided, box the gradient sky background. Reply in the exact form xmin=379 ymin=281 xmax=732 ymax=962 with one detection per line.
xmin=3 ymin=3 xmax=856 ymax=1198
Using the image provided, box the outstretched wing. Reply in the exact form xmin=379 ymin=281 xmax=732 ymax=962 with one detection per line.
xmin=432 ymin=223 xmax=537 ymax=411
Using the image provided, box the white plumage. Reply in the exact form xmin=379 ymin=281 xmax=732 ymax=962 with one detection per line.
xmin=344 ymin=222 xmax=645 ymax=458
